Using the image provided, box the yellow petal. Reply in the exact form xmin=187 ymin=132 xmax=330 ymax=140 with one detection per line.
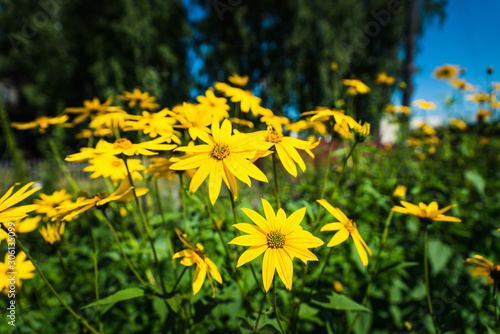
xmin=205 ymin=258 xmax=223 ymax=284
xmin=326 ymin=228 xmax=349 ymax=247
xmin=189 ymin=160 xmax=214 ymax=195
xmin=281 ymin=207 xmax=306 ymax=235
xmin=228 ymin=234 xmax=267 ymax=247
xmin=275 ymin=249 xmax=293 ymax=290
xmin=241 ymin=208 xmax=271 ymax=233
xmin=262 ymin=248 xmax=276 ymax=293
xmin=261 ymin=198 xmax=276 ymax=230
xmin=236 ymin=244 xmax=268 ymax=267
xmin=275 ymin=144 xmax=297 ymax=177
xmin=208 ymin=161 xmax=224 ymax=205
xmin=320 ymin=222 xmax=344 ymax=232
xmin=193 ymin=262 xmax=207 ymax=295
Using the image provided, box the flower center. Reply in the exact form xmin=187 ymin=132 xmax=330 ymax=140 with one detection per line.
xmin=111 ymin=160 xmax=123 ymax=167
xmin=345 ymin=219 xmax=356 ymax=233
xmin=267 ymin=230 xmax=286 ymax=249
xmin=113 ymin=138 xmax=133 ymax=150
xmin=265 ymin=130 xmax=283 ymax=143
xmin=210 ymin=143 xmax=230 ymax=160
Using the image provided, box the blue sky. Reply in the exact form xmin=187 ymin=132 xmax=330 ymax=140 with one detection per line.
xmin=410 ymin=0 xmax=500 ymax=123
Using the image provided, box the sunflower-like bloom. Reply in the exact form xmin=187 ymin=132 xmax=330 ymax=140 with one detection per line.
xmin=301 ymin=107 xmax=359 ymax=130
xmin=467 ymin=92 xmax=491 ymax=104
xmin=75 ymin=128 xmax=113 ymax=139
xmin=413 ymin=99 xmax=436 ymax=110
xmin=259 ymin=108 xmax=290 ymax=129
xmin=117 ymin=88 xmax=160 ymax=110
xmin=433 ymin=64 xmax=460 ymax=80
xmin=197 ymin=89 xmax=230 ymax=121
xmin=342 ymin=79 xmax=371 ymax=95
xmin=172 ymin=102 xmax=213 ymax=141
xmin=173 ymin=228 xmax=223 ymax=297
xmin=0 ymin=183 xmax=40 ymax=223
xmin=55 ymin=178 xmax=148 ymax=221
xmin=419 ymin=122 xmax=437 ymax=136
xmin=393 ymin=185 xmax=407 ymax=201
xmin=229 ymin=118 xmax=255 ymax=129
xmin=392 ymin=201 xmax=461 ymax=224
xmin=89 ymin=110 xmax=128 ymax=132
xmin=215 ymin=83 xmax=262 ymax=116
xmin=318 ymin=200 xmax=372 ymax=266
xmin=450 ymin=118 xmax=468 ymax=131
xmin=354 ymin=121 xmax=370 ymax=142
xmin=65 ymin=140 xmax=115 ymax=162
xmin=39 ymin=221 xmax=65 ymax=245
xmin=286 ymin=120 xmax=328 ymax=136
xmin=11 ymin=114 xmax=70 ymax=134
xmin=253 ymin=126 xmax=319 ymax=177
xmin=229 ymin=198 xmax=324 ymax=292
xmin=384 ymin=104 xmax=411 ymax=115
xmin=170 ymin=119 xmax=268 ymax=205
xmin=334 ymin=120 xmax=353 ymax=140
xmin=34 ymin=189 xmax=72 ymax=220
xmin=375 ymin=72 xmax=395 ymax=85
xmin=145 ymin=157 xmax=195 ymax=181
xmin=476 ymin=107 xmax=493 ymax=122
xmin=0 ymin=252 xmax=35 ymax=293
xmin=463 ymin=255 xmax=500 ymax=286
xmin=0 ymin=216 xmax=40 ymax=244
xmin=84 ymin=155 xmax=145 ymax=184
xmin=124 ymin=109 xmax=181 ymax=144
xmin=64 ymin=97 xmax=121 ymax=124
xmin=228 ymin=74 xmax=249 ymax=87
xmin=449 ymin=78 xmax=474 ymax=92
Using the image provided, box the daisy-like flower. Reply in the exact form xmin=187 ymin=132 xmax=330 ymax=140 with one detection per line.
xmin=253 ymin=126 xmax=320 ymax=177
xmin=173 ymin=228 xmax=223 ymax=297
xmin=449 ymin=78 xmax=474 ymax=92
xmin=124 ymin=109 xmax=181 ymax=144
xmin=75 ymin=128 xmax=113 ymax=139
xmin=65 ymin=140 xmax=115 ymax=162
xmin=464 ymin=255 xmax=500 ymax=286
xmin=286 ymin=120 xmax=327 ymax=136
xmin=34 ymin=189 xmax=72 ymax=220
xmin=84 ymin=155 xmax=145 ymax=184
xmin=0 ymin=216 xmax=40 ymax=244
xmin=117 ymin=88 xmax=160 ymax=110
xmin=172 ymin=102 xmax=213 ymax=141
xmin=375 ymin=72 xmax=395 ymax=85
xmin=384 ymin=104 xmax=411 ymax=115
xmin=0 ymin=183 xmax=40 ymax=223
xmin=229 ymin=118 xmax=255 ymax=129
xmin=419 ymin=122 xmax=437 ymax=136
xmin=0 ymin=252 xmax=35 ymax=293
xmin=450 ymin=118 xmax=468 ymax=131
xmin=318 ymin=200 xmax=372 ymax=267
xmin=476 ymin=107 xmax=493 ymax=122
xmin=64 ymin=97 xmax=121 ymax=124
xmin=11 ymin=114 xmax=70 ymax=134
xmin=259 ymin=108 xmax=290 ymax=129
xmin=89 ymin=110 xmax=128 ymax=132
xmin=39 ymin=221 xmax=65 ymax=245
xmin=334 ymin=120 xmax=353 ymax=140
xmin=228 ymin=74 xmax=249 ymax=87
xmin=301 ymin=107 xmax=359 ymax=130
xmin=145 ymin=157 xmax=195 ymax=181
xmin=393 ymin=185 xmax=407 ymax=201
xmin=229 ymin=198 xmax=324 ymax=292
xmin=54 ymin=178 xmax=148 ymax=221
xmin=215 ymin=84 xmax=262 ymax=117
xmin=343 ymin=79 xmax=371 ymax=95
xmin=353 ymin=121 xmax=370 ymax=142
xmin=413 ymin=100 xmax=437 ymax=110
xmin=433 ymin=64 xmax=460 ymax=80
xmin=392 ymin=201 xmax=461 ymax=224
xmin=467 ymin=92 xmax=491 ymax=104
xmin=169 ymin=119 xmax=268 ymax=205
xmin=196 ymin=89 xmax=230 ymax=121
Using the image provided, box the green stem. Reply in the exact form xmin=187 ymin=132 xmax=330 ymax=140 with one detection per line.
xmin=48 ymin=138 xmax=79 ymax=194
xmin=97 ymin=210 xmax=151 ymax=289
xmin=170 ymin=266 xmax=188 ymax=293
xmin=347 ymin=210 xmax=395 ymax=334
xmin=424 ymin=224 xmax=439 ymax=333
xmin=85 ymin=214 xmax=103 ymax=333
xmin=179 ymin=174 xmax=188 ymax=233
xmin=1 ymin=228 xmax=99 ymax=334
xmin=123 ymin=158 xmax=167 ymax=296
xmin=272 ymin=152 xmax=281 ymax=209
xmin=310 ymin=247 xmax=334 ymax=296
xmin=154 ymin=179 xmax=178 ymax=280
xmin=273 ymin=276 xmax=285 ymax=334
xmin=254 ymin=297 xmax=266 ymax=333
xmin=329 ymin=141 xmax=358 ymax=203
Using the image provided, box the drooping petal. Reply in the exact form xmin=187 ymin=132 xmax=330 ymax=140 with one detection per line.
xmin=326 ymin=228 xmax=350 ymax=247
xmin=262 ymin=248 xmax=276 ymax=292
xmin=189 ymin=159 xmax=215 ymax=195
xmin=205 ymin=258 xmax=223 ymax=284
xmin=320 ymin=222 xmax=344 ymax=232
xmin=275 ymin=249 xmax=293 ymax=290
xmin=275 ymin=144 xmax=297 ymax=177
xmin=317 ymin=199 xmax=347 ymax=223
xmin=193 ymin=262 xmax=208 ymax=295
xmin=208 ymin=161 xmax=224 ymax=205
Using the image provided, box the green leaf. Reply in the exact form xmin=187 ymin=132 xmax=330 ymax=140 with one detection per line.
xmin=464 ymin=170 xmax=485 ymax=197
xmin=311 ymin=293 xmax=371 ymax=312
xmin=152 ymin=296 xmax=168 ymax=324
xmin=428 ymin=239 xmax=453 ymax=276
xmin=378 ymin=261 xmax=419 ymax=274
xmin=81 ymin=288 xmax=144 ymax=310
xmin=165 ymin=293 xmax=182 ymax=314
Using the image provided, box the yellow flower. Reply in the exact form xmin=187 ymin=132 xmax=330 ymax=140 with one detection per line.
xmin=333 ymin=280 xmax=343 ymax=293
xmin=330 ymin=62 xmax=339 ymax=71
xmin=467 ymin=92 xmax=491 ymax=104
xmin=0 ymin=252 xmax=35 ymax=293
xmin=449 ymin=78 xmax=474 ymax=91
xmin=229 ymin=198 xmax=324 ymax=292
xmin=64 ymin=97 xmax=120 ymax=124
xmin=491 ymin=82 xmax=500 ymax=91
xmin=342 ymin=79 xmax=371 ymax=94
xmin=449 ymin=118 xmax=467 ymax=131
xmin=228 ymin=74 xmax=249 ymax=87
xmin=229 ymin=118 xmax=255 ymax=129
xmin=393 ymin=185 xmax=407 ymax=201
xmin=433 ymin=64 xmax=460 ymax=80
xmin=117 ymin=89 xmax=160 ymax=110
xmin=215 ymin=84 xmax=262 ymax=116
xmin=354 ymin=121 xmax=370 ymax=142
xmin=172 ymin=102 xmax=213 ymax=141
xmin=0 ymin=183 xmax=40 ymax=223
xmin=33 ymin=189 xmax=72 ymax=220
xmin=375 ymin=72 xmax=395 ymax=85
xmin=55 ymin=178 xmax=148 ymax=221
xmin=259 ymin=108 xmax=290 ymax=129
xmin=301 ymin=107 xmax=359 ymax=130
xmin=11 ymin=114 xmax=70 ymax=134
xmin=386 ymin=105 xmax=411 ymax=114
xmin=89 ymin=110 xmax=128 ymax=132
xmin=253 ymin=126 xmax=319 ymax=177
xmin=75 ymin=128 xmax=113 ymax=139
xmin=333 ymin=120 xmax=352 ymax=140
xmin=145 ymin=157 xmax=195 ymax=181
xmin=392 ymin=201 xmax=461 ymax=224
xmin=463 ymin=255 xmax=500 ymax=286
xmin=111 ymin=138 xmax=177 ymax=157
xmin=196 ymin=89 xmax=230 ymax=121
xmin=419 ymin=122 xmax=436 ymax=136
xmin=479 ymin=136 xmax=490 ymax=145
xmin=170 ymin=119 xmax=268 ymax=205
xmin=286 ymin=120 xmax=327 ymax=136
xmin=318 ymin=200 xmax=372 ymax=266
xmin=173 ymin=228 xmax=223 ymax=297
xmin=65 ymin=140 xmax=114 ymax=162
xmin=39 ymin=221 xmax=65 ymax=245
xmin=0 ymin=216 xmax=40 ymax=244
xmin=413 ymin=100 xmax=436 ymax=110
xmin=476 ymin=107 xmax=493 ymax=122
xmin=84 ymin=155 xmax=145 ymax=184
xmin=124 ymin=109 xmax=181 ymax=144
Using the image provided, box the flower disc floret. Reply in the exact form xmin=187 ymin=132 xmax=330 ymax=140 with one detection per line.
xmin=210 ymin=143 xmax=230 ymax=160
xmin=267 ymin=230 xmax=286 ymax=249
